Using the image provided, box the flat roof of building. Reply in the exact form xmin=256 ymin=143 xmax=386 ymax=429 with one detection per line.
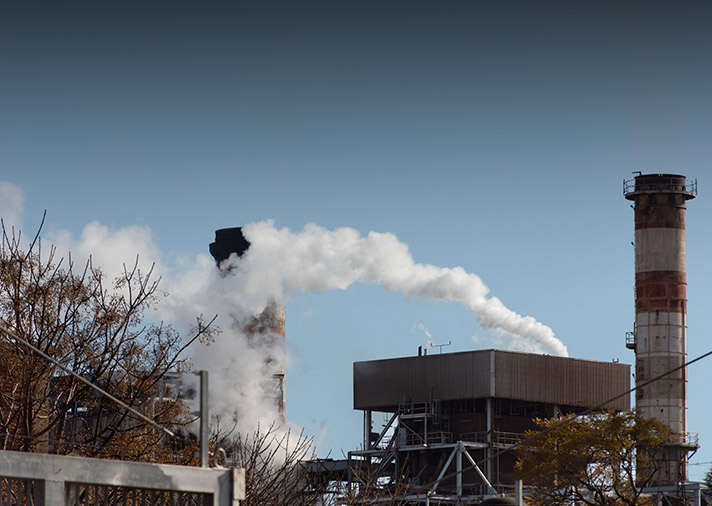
xmin=354 ymin=349 xmax=630 ymax=412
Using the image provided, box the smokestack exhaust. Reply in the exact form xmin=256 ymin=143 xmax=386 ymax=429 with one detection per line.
xmin=210 ymin=227 xmax=286 ymax=422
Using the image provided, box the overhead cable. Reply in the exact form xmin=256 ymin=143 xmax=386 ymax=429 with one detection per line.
xmin=420 ymin=348 xmax=712 ymax=493
xmin=0 ymin=322 xmax=176 ymax=438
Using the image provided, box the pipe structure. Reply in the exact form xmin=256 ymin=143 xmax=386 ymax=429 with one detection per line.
xmin=198 ymin=371 xmax=209 ymax=468
xmin=209 ymin=227 xmax=286 ymax=422
xmin=624 ymin=173 xmax=697 ymax=486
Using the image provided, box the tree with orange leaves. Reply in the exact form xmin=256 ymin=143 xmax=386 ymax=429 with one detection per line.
xmin=0 ymin=218 xmax=215 ymax=464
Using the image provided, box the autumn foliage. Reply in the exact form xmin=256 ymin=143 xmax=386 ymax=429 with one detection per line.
xmin=515 ymin=411 xmax=669 ymax=506
xmin=0 ymin=221 xmax=214 ymax=463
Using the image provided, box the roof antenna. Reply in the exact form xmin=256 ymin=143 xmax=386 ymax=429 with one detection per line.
xmin=426 ymin=339 xmax=452 ymax=354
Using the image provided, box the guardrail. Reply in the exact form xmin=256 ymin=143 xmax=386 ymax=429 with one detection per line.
xmin=400 ymin=430 xmax=453 ymax=447
xmin=625 ymin=331 xmax=636 ymax=349
xmin=680 ymin=432 xmax=700 ymax=447
xmin=492 ymin=431 xmax=526 ymax=447
xmin=623 ymin=176 xmax=697 ymax=197
xmin=685 ymin=432 xmax=700 ymax=447
xmin=0 ymin=450 xmax=245 ymax=506
xmin=400 ymin=430 xmax=525 ymax=448
xmin=398 ymin=402 xmax=432 ymax=416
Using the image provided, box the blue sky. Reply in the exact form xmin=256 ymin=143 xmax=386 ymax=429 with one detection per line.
xmin=1 ymin=1 xmax=712 ymax=479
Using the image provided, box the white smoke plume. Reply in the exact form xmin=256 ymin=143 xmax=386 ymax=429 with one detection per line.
xmin=157 ymin=255 xmax=287 ymax=433
xmin=49 ymin=221 xmax=163 ymax=283
xmin=231 ymin=221 xmax=568 ymax=357
xmin=411 ymin=323 xmax=433 ymax=342
xmin=0 ymin=182 xmax=24 ymax=232
xmin=7 ymin=207 xmax=568 ymax=438
xmin=167 ymin=220 xmax=568 ymax=433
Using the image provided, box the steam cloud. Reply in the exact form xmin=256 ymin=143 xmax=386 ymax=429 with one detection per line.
xmin=0 ymin=183 xmax=24 ymax=232
xmin=159 ymin=220 xmax=567 ymax=433
xmin=234 ymin=221 xmax=567 ymax=356
xmin=0 ymin=191 xmax=567 ymax=436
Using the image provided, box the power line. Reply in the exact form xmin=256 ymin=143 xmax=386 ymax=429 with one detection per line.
xmin=0 ymin=322 xmax=176 ymax=438
xmin=419 ymin=348 xmax=712 ymax=494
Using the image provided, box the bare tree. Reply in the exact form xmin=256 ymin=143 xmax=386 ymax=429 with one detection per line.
xmin=212 ymin=421 xmax=321 ymax=506
xmin=0 ymin=218 xmax=215 ymax=463
xmin=210 ymin=420 xmax=422 ymax=506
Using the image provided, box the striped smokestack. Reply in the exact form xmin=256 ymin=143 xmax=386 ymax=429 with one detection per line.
xmin=209 ymin=227 xmax=286 ymax=422
xmin=624 ymin=173 xmax=698 ymax=486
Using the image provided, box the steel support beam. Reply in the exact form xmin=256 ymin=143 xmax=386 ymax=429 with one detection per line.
xmin=462 ymin=444 xmax=497 ymax=495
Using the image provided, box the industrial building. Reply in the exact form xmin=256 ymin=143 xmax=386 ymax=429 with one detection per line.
xmin=347 ymin=350 xmax=630 ymax=503
xmin=207 ymin=174 xmax=703 ymax=504
xmin=333 ymin=173 xmax=703 ymax=505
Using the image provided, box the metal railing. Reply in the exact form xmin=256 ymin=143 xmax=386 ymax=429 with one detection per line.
xmin=460 ymin=431 xmax=525 ymax=447
xmin=459 ymin=432 xmax=488 ymax=445
xmin=402 ymin=431 xmax=455 ymax=446
xmin=0 ymin=450 xmax=245 ymax=506
xmin=623 ymin=176 xmax=697 ymax=197
xmin=678 ymin=432 xmax=700 ymax=447
xmin=685 ymin=432 xmax=700 ymax=447
xmin=491 ymin=431 xmax=526 ymax=447
xmin=625 ymin=331 xmax=636 ymax=349
xmin=398 ymin=402 xmax=432 ymax=416
xmin=401 ymin=430 xmax=525 ymax=448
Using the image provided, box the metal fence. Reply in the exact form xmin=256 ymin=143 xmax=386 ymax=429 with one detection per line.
xmin=0 ymin=450 xmax=244 ymax=506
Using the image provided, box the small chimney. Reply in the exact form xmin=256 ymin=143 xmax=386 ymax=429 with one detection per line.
xmin=209 ymin=227 xmax=250 ymax=267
